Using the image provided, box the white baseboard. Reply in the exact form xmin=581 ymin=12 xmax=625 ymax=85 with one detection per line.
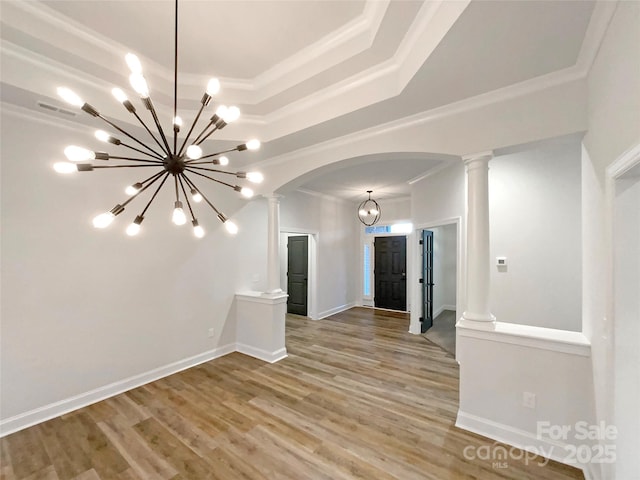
xmin=235 ymin=344 xmax=288 ymax=363
xmin=433 ymin=304 xmax=456 ymax=318
xmin=0 ymin=343 xmax=235 ymax=438
xmin=315 ymin=302 xmax=356 ymax=320
xmin=456 ymin=410 xmax=595 ymax=479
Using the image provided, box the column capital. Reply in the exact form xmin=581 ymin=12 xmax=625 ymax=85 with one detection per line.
xmin=462 ymin=151 xmax=493 ymax=165
xmin=264 ymin=193 xmax=284 ymax=203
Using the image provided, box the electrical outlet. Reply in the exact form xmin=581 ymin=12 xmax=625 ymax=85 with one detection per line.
xmin=523 ymin=391 xmax=536 ymax=409
xmin=208 ymin=328 xmax=214 ymax=338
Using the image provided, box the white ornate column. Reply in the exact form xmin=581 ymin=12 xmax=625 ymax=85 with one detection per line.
xmin=460 ymin=151 xmax=496 ymax=327
xmin=265 ymin=194 xmax=283 ymax=295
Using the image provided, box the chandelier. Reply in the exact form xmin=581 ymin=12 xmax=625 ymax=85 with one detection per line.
xmin=357 ymin=190 xmax=381 ymax=226
xmin=53 ymin=0 xmax=263 ymax=238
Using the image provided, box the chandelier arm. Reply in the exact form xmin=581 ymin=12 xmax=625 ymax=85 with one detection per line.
xmin=143 ymin=98 xmax=173 ymax=155
xmin=177 ymin=174 xmax=196 ymax=221
xmin=192 ymin=121 xmax=217 ymax=146
xmin=174 ymin=174 xmax=180 ymax=203
xmin=188 ymin=147 xmax=237 ymax=162
xmin=186 ymin=166 xmax=236 ymax=176
xmin=97 ymin=114 xmax=165 ymax=158
xmin=108 ymin=156 xmax=163 ymax=164
xmin=177 ymin=103 xmax=207 ymax=157
xmin=182 ymin=175 xmax=223 ymax=217
xmin=184 ymin=160 xmax=217 ymax=165
xmin=119 ymin=141 xmax=165 ymax=160
xmin=194 ymin=124 xmax=219 ymax=146
xmin=184 ymin=168 xmax=236 ymax=190
xmin=130 ymin=110 xmax=168 ymax=155
xmin=134 ymin=170 xmax=166 ymax=189
xmin=120 ymin=170 xmax=167 ymax=208
xmin=136 ymin=173 xmax=170 ymax=217
xmin=93 ymin=164 xmax=161 ymax=169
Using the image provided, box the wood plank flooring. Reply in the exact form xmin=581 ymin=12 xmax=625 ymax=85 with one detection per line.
xmin=1 ymin=307 xmax=583 ymax=479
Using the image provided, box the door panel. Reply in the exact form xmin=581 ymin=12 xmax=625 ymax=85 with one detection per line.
xmin=287 ymin=236 xmax=308 ymax=315
xmin=374 ymin=236 xmax=407 ymax=311
xmin=421 ymin=230 xmax=434 ymax=333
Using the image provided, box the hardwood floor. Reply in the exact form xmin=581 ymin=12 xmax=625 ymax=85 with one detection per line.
xmin=1 ymin=307 xmax=583 ymax=480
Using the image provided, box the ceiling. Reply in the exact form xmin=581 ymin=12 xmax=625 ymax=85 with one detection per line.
xmin=0 ymin=0 xmax=597 ymax=200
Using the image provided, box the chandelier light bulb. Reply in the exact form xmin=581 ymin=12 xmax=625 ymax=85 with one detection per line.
xmin=246 ymin=171 xmax=264 ymax=184
xmin=94 ymin=130 xmax=110 ymax=143
xmin=53 ymin=162 xmax=78 ymax=174
xmin=125 ymin=53 xmax=143 ymax=74
xmin=92 ymin=212 xmax=115 ymax=229
xmin=186 ymin=145 xmax=203 ymax=159
xmin=190 ymin=188 xmax=202 ymax=203
xmin=225 ymin=106 xmax=240 ymax=123
xmin=51 ymin=2 xmax=266 ymax=239
xmin=246 ymin=139 xmax=261 ymax=151
xmin=370 ymin=208 xmax=379 ymax=215
xmin=359 ymin=209 xmax=368 ymax=216
xmin=57 ymin=87 xmax=84 ymax=107
xmin=126 ymin=222 xmax=141 ymax=236
xmin=192 ymin=220 xmax=205 ymax=238
xmin=172 ymin=201 xmax=187 ymax=225
xmin=215 ymin=105 xmax=228 ymax=119
xmin=206 ymin=78 xmax=221 ymax=96
xmin=224 ymin=219 xmax=238 ymax=235
xmin=129 ymin=73 xmax=149 ymax=98
xmin=111 ymin=87 xmax=128 ymax=104
xmin=64 ymin=145 xmax=95 ymax=162
xmin=125 ymin=182 xmax=142 ymax=196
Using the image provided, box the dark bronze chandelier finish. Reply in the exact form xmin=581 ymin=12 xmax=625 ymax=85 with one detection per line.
xmin=358 ymin=190 xmax=381 ymax=226
xmin=53 ymin=0 xmax=262 ymax=238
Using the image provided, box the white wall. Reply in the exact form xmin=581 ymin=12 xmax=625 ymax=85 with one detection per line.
xmin=490 ymin=137 xmax=582 ymax=331
xmin=0 ymin=106 xmax=267 ymax=425
xmin=279 ymin=190 xmax=359 ymax=318
xmin=429 ymin=224 xmax=457 ymax=317
xmin=582 ymin=3 xmax=640 ymax=479
xmin=377 ymin=196 xmax=411 ymax=223
xmin=410 ymin=162 xmax=465 ymax=334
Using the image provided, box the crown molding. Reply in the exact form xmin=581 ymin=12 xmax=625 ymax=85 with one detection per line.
xmin=249 ymin=0 xmax=390 ymax=102
xmin=251 ymin=64 xmax=587 ymax=170
xmin=574 ymin=0 xmax=618 ymax=74
xmin=3 ymin=0 xmax=389 ymax=103
xmin=257 ymin=0 xmax=469 ymax=135
xmin=407 ymin=161 xmax=459 ymax=185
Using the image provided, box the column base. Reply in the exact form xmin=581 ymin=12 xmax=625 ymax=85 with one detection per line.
xmin=458 ymin=311 xmax=497 ymax=330
xmin=236 ymin=292 xmax=288 ymax=363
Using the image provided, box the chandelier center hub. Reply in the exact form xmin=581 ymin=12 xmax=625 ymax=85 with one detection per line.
xmin=163 ymin=154 xmax=186 ymax=174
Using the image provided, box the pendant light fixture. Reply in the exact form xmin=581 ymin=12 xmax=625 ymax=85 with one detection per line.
xmin=357 ymin=190 xmax=381 ymax=226
xmin=53 ymin=0 xmax=263 ymax=238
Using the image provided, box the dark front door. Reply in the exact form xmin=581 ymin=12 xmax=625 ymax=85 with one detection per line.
xmin=374 ymin=236 xmax=407 ymax=311
xmin=287 ymin=235 xmax=308 ymax=315
xmin=421 ymin=230 xmax=434 ymax=333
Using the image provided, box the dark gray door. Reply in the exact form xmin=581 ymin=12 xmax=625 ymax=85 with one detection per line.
xmin=374 ymin=236 xmax=407 ymax=311
xmin=287 ymin=236 xmax=308 ymax=315
xmin=421 ymin=230 xmax=434 ymax=333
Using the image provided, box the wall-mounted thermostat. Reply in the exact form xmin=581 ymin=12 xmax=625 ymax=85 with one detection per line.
xmin=496 ymin=257 xmax=507 ymax=266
